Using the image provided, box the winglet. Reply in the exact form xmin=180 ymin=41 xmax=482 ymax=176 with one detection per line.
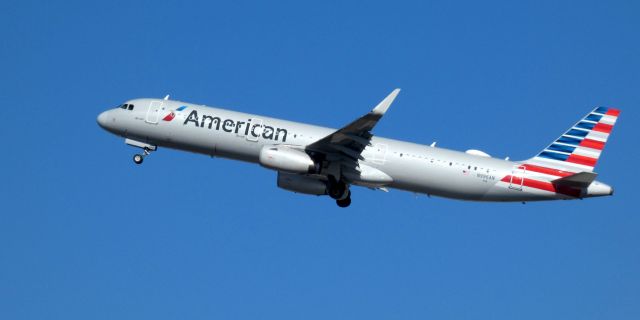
xmin=371 ymin=88 xmax=401 ymax=115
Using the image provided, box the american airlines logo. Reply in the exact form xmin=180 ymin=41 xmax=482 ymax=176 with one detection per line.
xmin=162 ymin=105 xmax=187 ymax=121
xmin=182 ymin=110 xmax=289 ymax=142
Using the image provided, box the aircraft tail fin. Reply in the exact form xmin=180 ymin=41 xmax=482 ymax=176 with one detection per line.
xmin=525 ymin=107 xmax=620 ymax=172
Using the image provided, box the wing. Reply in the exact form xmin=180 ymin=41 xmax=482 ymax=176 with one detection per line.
xmin=306 ymin=89 xmax=400 ymax=160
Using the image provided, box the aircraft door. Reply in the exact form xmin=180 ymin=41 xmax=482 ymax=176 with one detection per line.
xmin=145 ymin=101 xmax=163 ymax=124
xmin=509 ymin=165 xmax=526 ymax=191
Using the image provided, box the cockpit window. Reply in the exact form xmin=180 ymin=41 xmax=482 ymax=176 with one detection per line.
xmin=116 ymin=103 xmax=135 ymax=110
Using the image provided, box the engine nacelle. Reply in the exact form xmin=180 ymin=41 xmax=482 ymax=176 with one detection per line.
xmin=277 ymin=172 xmax=328 ymax=195
xmin=259 ymin=145 xmax=315 ymax=173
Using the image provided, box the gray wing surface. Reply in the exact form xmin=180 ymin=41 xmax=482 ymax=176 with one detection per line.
xmin=306 ymin=89 xmax=400 ymax=160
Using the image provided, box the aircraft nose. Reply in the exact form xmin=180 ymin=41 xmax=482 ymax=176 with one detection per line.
xmin=97 ymin=111 xmax=109 ymax=129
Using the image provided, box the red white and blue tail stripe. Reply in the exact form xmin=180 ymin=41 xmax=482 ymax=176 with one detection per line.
xmin=526 ymin=106 xmax=620 ymax=173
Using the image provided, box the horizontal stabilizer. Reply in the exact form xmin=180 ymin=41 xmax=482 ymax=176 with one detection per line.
xmin=552 ymin=171 xmax=597 ymax=188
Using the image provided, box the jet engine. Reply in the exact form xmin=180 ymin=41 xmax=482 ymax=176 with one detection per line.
xmin=277 ymin=172 xmax=327 ymax=195
xmin=259 ymin=145 xmax=316 ymax=173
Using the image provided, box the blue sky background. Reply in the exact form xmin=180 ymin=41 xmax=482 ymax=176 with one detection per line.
xmin=1 ymin=0 xmax=638 ymax=319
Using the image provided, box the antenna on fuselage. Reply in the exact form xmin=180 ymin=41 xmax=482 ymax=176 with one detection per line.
xmin=430 ymin=141 xmax=437 ymax=147
xmin=163 ymin=94 xmax=170 ymax=100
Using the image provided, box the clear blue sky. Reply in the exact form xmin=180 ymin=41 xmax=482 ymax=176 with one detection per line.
xmin=1 ymin=1 xmax=638 ymax=319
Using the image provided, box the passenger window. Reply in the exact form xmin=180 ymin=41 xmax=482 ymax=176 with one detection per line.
xmin=128 ymin=104 xmax=134 ymax=110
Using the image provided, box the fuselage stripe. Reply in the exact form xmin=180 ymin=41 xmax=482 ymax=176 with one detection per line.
xmin=500 ymin=175 xmax=581 ymax=197
xmin=521 ymin=164 xmax=574 ymax=177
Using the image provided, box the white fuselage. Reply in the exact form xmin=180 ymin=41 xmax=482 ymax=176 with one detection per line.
xmin=97 ymin=98 xmax=613 ymax=202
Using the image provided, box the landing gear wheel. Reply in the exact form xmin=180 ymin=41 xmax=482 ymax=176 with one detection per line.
xmin=336 ymin=191 xmax=352 ymax=208
xmin=133 ymin=154 xmax=144 ymax=164
xmin=328 ymin=176 xmax=347 ymax=200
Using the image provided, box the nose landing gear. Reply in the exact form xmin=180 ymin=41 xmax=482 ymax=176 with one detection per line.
xmin=133 ymin=147 xmax=153 ymax=165
xmin=133 ymin=154 xmax=144 ymax=164
xmin=125 ymin=138 xmax=157 ymax=165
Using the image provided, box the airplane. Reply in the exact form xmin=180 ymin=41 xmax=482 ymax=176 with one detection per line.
xmin=97 ymin=90 xmax=619 ymax=207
